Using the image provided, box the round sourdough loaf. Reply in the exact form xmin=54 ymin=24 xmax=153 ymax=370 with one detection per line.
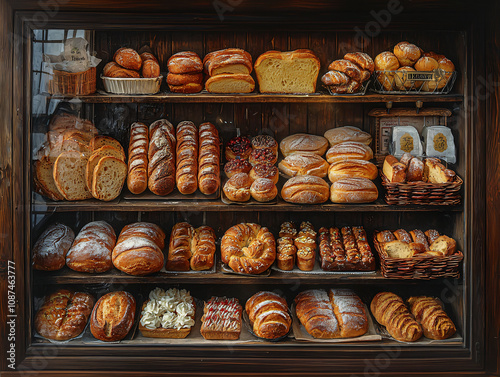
xmin=280 ymin=133 xmax=329 ymax=157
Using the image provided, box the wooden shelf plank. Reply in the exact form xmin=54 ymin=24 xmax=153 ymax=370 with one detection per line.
xmin=31 ymin=197 xmax=463 ymax=213
xmin=44 ymin=92 xmax=464 ymax=104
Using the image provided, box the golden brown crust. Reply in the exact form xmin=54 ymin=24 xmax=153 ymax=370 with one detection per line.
xmin=393 ymin=41 xmax=421 ymax=66
xmin=280 ymin=133 xmax=329 ymax=157
xmin=321 ymin=70 xmax=350 ymax=86
xmin=344 ymin=52 xmax=375 ymax=73
xmin=249 ymin=163 xmax=279 ymax=184
xmin=328 ymin=159 xmax=377 ymax=182
xmin=205 ymin=73 xmax=255 ymax=93
xmin=176 ymin=121 xmax=198 ymax=195
xmin=221 ymin=223 xmax=276 ymax=274
xmin=168 ymin=51 xmax=203 ymax=74
xmin=103 ymin=62 xmax=140 ymax=78
xmin=279 ymin=153 xmax=329 ymax=178
xmin=407 ymin=296 xmax=456 ymax=340
xmin=127 ymin=122 xmax=149 ymax=195
xmin=168 ymin=83 xmax=204 ymax=93
xmin=281 ymin=175 xmax=330 ymax=204
xmin=382 ymin=155 xmax=407 ymax=183
xmin=90 ymin=291 xmax=136 ymax=342
xmin=142 ymin=60 xmax=160 ymax=78
xmin=374 ymin=51 xmax=400 ymax=71
xmin=330 ymin=177 xmax=378 ymax=203
xmin=148 ymin=119 xmax=176 ymax=196
xmin=250 ymin=178 xmax=278 ymax=202
xmin=224 ymin=158 xmax=252 ymax=178
xmin=198 ymin=122 xmax=221 ymax=195
xmin=223 ymin=172 xmax=252 ymax=202
xmin=324 ymin=126 xmax=372 ymax=147
xmin=167 ymin=72 xmax=204 ymax=85
xmin=35 ymin=289 xmax=95 ymax=341
xmin=328 ymin=59 xmax=363 ymax=82
xmin=245 ymin=291 xmax=291 ymax=339
xmin=114 ymin=48 xmax=142 ymax=71
xmin=326 ymin=142 xmax=373 ymax=164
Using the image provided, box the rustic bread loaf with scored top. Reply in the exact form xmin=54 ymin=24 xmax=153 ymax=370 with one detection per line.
xmin=32 ymin=223 xmax=75 ymax=271
xmin=281 ymin=175 xmax=330 ymax=204
xmin=278 ymin=152 xmax=329 ymax=178
xmin=324 ymin=126 xmax=372 ymax=147
xmin=127 ymin=122 xmax=149 ymax=195
xmin=326 ymin=142 xmax=374 ymax=163
xmin=328 ymin=159 xmax=378 ymax=182
xmin=280 ymin=133 xmax=329 ymax=157
xmin=254 ymin=49 xmax=321 ymax=94
xmin=330 ymin=177 xmax=378 ymax=203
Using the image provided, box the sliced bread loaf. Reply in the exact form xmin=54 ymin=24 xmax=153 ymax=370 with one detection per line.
xmin=85 ymin=146 xmax=126 ymax=191
xmin=91 ymin=156 xmax=127 ymax=201
xmin=34 ymin=156 xmax=65 ymax=201
xmin=53 ymin=151 xmax=92 ymax=201
xmin=254 ymin=49 xmax=321 ymax=94
xmin=205 ymin=73 xmax=255 ymax=93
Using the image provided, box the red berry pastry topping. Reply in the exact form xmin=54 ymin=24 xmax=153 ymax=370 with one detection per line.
xmin=249 ymin=147 xmax=277 ymax=166
xmin=251 ymin=135 xmax=277 ymax=150
xmin=227 ymin=136 xmax=251 ymax=155
xmin=224 ymin=158 xmax=252 ymax=178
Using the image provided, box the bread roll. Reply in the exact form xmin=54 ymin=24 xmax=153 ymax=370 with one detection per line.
xmin=112 ymin=222 xmax=165 ymax=276
xmin=424 ymin=158 xmax=455 ymax=183
xmin=395 ymin=66 xmax=421 ymax=90
xmin=35 ymin=289 xmax=95 ymax=341
xmin=328 ymin=159 xmax=378 ymax=182
xmin=90 ymin=291 xmax=136 ymax=342
xmin=249 ymin=147 xmax=277 ymax=166
xmin=245 ymin=291 xmax=291 ymax=339
xmin=326 ymin=142 xmax=373 ymax=163
xmin=393 ymin=229 xmax=412 ymax=243
xmin=32 ymin=223 xmax=75 ymax=271
xmin=251 ymin=135 xmax=278 ymax=154
xmin=410 ymin=229 xmax=430 ymax=250
xmin=224 ymin=158 xmax=252 ymax=178
xmin=414 ymin=56 xmax=439 ymax=71
xmin=278 ymin=152 xmax=329 ymax=178
xmin=407 ymin=157 xmax=424 ymax=181
xmin=344 ymin=52 xmax=375 ymax=73
xmin=198 ymin=122 xmax=220 ymax=195
xmin=114 ymin=47 xmax=142 ymax=71
xmin=66 ymin=221 xmax=116 ymax=273
xmin=167 ymin=51 xmax=203 ymax=74
xmin=250 ymin=178 xmax=278 ymax=202
xmin=142 ymin=60 xmax=160 ymax=78
xmin=330 ymin=177 xmax=378 ymax=203
xmin=280 ymin=133 xmax=329 ymax=157
xmin=370 ymin=292 xmax=423 ymax=342
xmin=254 ymin=49 xmax=320 ymax=94
xmin=374 ymin=51 xmax=400 ymax=71
xmin=223 ymin=172 xmax=252 ymax=202
xmin=383 ymin=155 xmax=407 ymax=183
xmin=393 ymin=41 xmax=421 ymax=66
xmin=328 ymin=59 xmax=363 ymax=82
xmin=221 ymin=223 xmax=276 ymax=274
xmin=324 ymin=126 xmax=372 ymax=147
xmin=281 ymin=175 xmax=329 ymax=204
xmin=140 ymin=52 xmax=157 ymax=63
xmin=225 ymin=136 xmax=252 ymax=160
xmin=321 ymin=70 xmax=350 ymax=86
xmin=176 ymin=121 xmax=198 ymax=195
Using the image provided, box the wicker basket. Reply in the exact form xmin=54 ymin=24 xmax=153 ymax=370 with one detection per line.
xmin=48 ymin=67 xmax=96 ymax=95
xmin=380 ymin=171 xmax=462 ymax=206
xmin=373 ymin=232 xmax=463 ymax=279
xmin=372 ymin=70 xmax=457 ymax=94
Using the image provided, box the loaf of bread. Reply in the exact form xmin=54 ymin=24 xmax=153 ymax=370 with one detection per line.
xmin=142 ymin=59 xmax=160 ymax=78
xmin=168 ymin=51 xmax=203 ymax=74
xmin=328 ymin=159 xmax=378 ymax=182
xmin=281 ymin=175 xmax=330 ymax=204
xmin=254 ymin=49 xmax=321 ymax=94
xmin=407 ymin=296 xmax=456 ymax=340
xmin=394 ymin=66 xmax=420 ymax=90
xmin=221 ymin=223 xmax=276 ymax=274
xmin=328 ymin=59 xmax=363 ymax=82
xmin=330 ymin=177 xmax=378 ymax=203
xmin=326 ymin=142 xmax=373 ymax=164
xmin=370 ymin=292 xmax=423 ymax=342
xmin=167 ymin=72 xmax=203 ymax=86
xmin=205 ymin=74 xmax=255 ymax=93
xmin=127 ymin=122 xmax=149 ymax=194
xmin=428 ymin=235 xmax=456 ymax=256
xmin=112 ymin=222 xmax=165 ymax=276
xmin=35 ymin=289 xmax=95 ymax=341
xmin=393 ymin=229 xmax=412 ymax=243
xmin=344 ymin=52 xmax=375 ymax=73
xmin=324 ymin=126 xmax=372 ymax=147
xmin=278 ymin=153 xmax=329 ymax=178
xmin=410 ymin=229 xmax=430 ymax=250
xmin=198 ymin=122 xmax=220 ymax=195
xmin=294 ymin=289 xmax=368 ymax=339
xmin=139 ymin=287 xmax=195 ymax=338
xmin=407 ymin=157 xmax=424 ymax=181
xmin=148 ymin=119 xmax=176 ymax=196
xmin=280 ymin=133 xmax=329 ymax=157
xmin=382 ymin=240 xmax=426 ymax=258
xmin=383 ymin=155 xmax=407 ymax=183
xmin=245 ymin=291 xmax=291 ymax=339
xmin=66 ymin=221 xmax=116 ymax=273
xmin=169 ymin=82 xmax=204 ymax=93
xmin=166 ymin=222 xmax=216 ymax=271
xmin=203 ymin=48 xmax=252 ymax=75
xmin=201 ymin=297 xmax=242 ymax=340
xmin=114 ymin=47 xmax=142 ymax=71
xmin=175 ymin=121 xmax=198 ymax=195
xmin=140 ymin=52 xmax=157 ymax=63
xmin=90 ymin=291 xmax=136 ymax=342
xmin=32 ymin=223 xmax=75 ymax=271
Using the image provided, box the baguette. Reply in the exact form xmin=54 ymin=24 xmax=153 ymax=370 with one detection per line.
xmin=176 ymin=121 xmax=198 ymax=195
xmin=127 ymin=122 xmax=149 ymax=195
xmin=198 ymin=122 xmax=220 ymax=195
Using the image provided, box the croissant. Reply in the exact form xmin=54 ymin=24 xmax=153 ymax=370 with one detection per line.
xmin=407 ymin=296 xmax=456 ymax=340
xmin=370 ymin=292 xmax=423 ymax=342
xmin=221 ymin=223 xmax=276 ymax=274
xmin=245 ymin=291 xmax=291 ymax=339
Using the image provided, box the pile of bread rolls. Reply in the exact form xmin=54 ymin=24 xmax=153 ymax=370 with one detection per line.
xmin=223 ymin=135 xmax=279 ymax=202
xmin=167 ymin=51 xmax=204 ymax=93
xmin=127 ymin=119 xmax=220 ymax=197
xmin=35 ymin=113 xmax=127 ymax=202
xmin=383 ymin=153 xmax=456 ymax=184
xmin=204 ymin=48 xmax=255 ymax=93
xmin=278 ymin=127 xmax=379 ymax=204
xmin=321 ymin=52 xmax=374 ymax=94
xmin=103 ymin=48 xmax=160 ymax=78
xmin=374 ymin=41 xmax=455 ymax=92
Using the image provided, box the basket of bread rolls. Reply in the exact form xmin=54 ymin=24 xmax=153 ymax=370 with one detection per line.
xmin=380 ymin=153 xmax=462 ymax=205
xmin=373 ymin=228 xmax=463 ymax=279
xmin=102 ymin=48 xmax=162 ymax=94
xmin=373 ymin=41 xmax=456 ymax=94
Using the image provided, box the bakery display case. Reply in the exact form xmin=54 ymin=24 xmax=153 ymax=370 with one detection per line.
xmin=1 ymin=0 xmax=499 ymax=376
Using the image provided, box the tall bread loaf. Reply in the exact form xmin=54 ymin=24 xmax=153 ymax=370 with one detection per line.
xmin=281 ymin=175 xmax=330 ymax=204
xmin=32 ymin=223 xmax=75 ymax=271
xmin=66 ymin=221 xmax=116 ymax=273
xmin=35 ymin=289 xmax=95 ymax=341
xmin=330 ymin=177 xmax=378 ymax=203
xmin=370 ymin=292 xmax=422 ymax=342
xmin=280 ymin=133 xmax=329 ymax=157
xmin=148 ymin=119 xmax=176 ymax=196
xmin=112 ymin=222 xmax=165 ymax=276
xmin=176 ymin=121 xmax=198 ymax=195
xmin=127 ymin=122 xmax=149 ymax=194
xmin=90 ymin=291 xmax=136 ymax=342
xmin=198 ymin=122 xmax=220 ymax=195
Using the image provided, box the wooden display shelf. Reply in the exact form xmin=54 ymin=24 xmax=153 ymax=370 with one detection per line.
xmin=34 ymin=266 xmax=416 ymax=285
xmin=44 ymin=91 xmax=464 ymax=104
xmin=31 ymin=196 xmax=464 ymax=213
